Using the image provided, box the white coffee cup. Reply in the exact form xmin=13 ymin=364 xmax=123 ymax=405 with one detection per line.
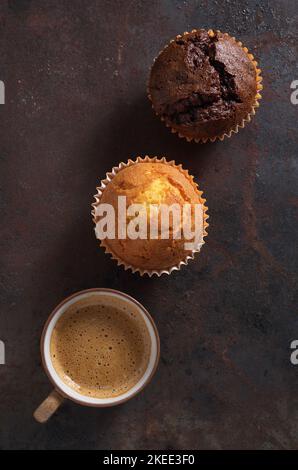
xmin=34 ymin=288 xmax=160 ymax=422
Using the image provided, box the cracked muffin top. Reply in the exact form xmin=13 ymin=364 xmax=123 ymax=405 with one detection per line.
xmin=95 ymin=160 xmax=206 ymax=272
xmin=148 ymin=29 xmax=258 ymax=141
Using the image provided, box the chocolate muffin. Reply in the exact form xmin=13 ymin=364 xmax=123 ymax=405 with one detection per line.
xmin=92 ymin=157 xmax=208 ymax=276
xmin=148 ymin=29 xmax=262 ymax=142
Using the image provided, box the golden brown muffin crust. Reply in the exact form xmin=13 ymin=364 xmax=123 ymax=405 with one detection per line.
xmin=96 ymin=162 xmax=205 ymax=271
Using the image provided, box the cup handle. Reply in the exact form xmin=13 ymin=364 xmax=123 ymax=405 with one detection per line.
xmin=33 ymin=389 xmax=65 ymax=423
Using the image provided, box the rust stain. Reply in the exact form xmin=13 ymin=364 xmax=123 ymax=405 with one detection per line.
xmin=242 ymin=141 xmax=290 ymax=279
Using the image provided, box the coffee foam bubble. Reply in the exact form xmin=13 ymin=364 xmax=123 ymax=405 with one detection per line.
xmin=50 ymin=296 xmax=151 ymax=399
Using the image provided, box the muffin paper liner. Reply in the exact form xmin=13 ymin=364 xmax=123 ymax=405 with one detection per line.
xmin=148 ymin=29 xmax=263 ymax=144
xmin=91 ymin=156 xmax=209 ymax=277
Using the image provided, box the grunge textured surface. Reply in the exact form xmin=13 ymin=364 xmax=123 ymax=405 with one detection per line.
xmin=0 ymin=0 xmax=298 ymax=450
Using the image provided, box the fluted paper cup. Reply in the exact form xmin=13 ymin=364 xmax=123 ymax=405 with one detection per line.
xmin=91 ymin=156 xmax=209 ymax=276
xmin=148 ymin=29 xmax=263 ymax=143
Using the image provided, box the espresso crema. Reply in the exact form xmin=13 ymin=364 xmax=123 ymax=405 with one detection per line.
xmin=50 ymin=296 xmax=151 ymax=398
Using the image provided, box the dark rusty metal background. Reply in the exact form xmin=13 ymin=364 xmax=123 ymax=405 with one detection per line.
xmin=0 ymin=0 xmax=298 ymax=450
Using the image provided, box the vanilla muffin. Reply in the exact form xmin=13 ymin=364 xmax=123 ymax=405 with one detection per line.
xmin=92 ymin=157 xmax=208 ymax=275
